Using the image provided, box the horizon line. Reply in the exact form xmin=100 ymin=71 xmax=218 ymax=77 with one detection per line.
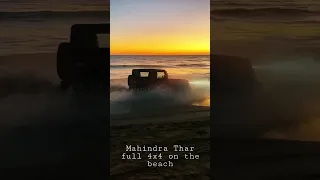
xmin=110 ymin=54 xmax=210 ymax=56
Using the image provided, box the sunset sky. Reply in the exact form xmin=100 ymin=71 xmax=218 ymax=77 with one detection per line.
xmin=110 ymin=0 xmax=210 ymax=55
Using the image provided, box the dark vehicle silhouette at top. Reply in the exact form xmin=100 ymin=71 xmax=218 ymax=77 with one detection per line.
xmin=56 ymin=23 xmax=110 ymax=92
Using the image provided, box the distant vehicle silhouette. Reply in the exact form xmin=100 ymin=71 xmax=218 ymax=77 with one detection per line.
xmin=56 ymin=23 xmax=109 ymax=93
xmin=128 ymin=69 xmax=191 ymax=92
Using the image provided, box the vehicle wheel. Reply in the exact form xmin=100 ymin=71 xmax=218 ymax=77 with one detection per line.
xmin=57 ymin=42 xmax=74 ymax=81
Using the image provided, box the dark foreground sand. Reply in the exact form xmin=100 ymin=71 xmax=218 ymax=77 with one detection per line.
xmin=111 ymin=122 xmax=320 ymax=180
xmin=212 ymin=138 xmax=320 ymax=180
xmin=111 ymin=105 xmax=320 ymax=180
xmin=111 ymin=106 xmax=210 ymax=179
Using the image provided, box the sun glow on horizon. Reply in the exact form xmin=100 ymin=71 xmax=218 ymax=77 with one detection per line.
xmin=110 ymin=0 xmax=210 ymax=55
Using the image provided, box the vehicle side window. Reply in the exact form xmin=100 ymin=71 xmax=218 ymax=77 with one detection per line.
xmin=157 ymin=72 xmax=165 ymax=79
xmin=140 ymin=72 xmax=149 ymax=77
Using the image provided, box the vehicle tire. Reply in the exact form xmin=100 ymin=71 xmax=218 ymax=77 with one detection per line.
xmin=57 ymin=42 xmax=74 ymax=81
xmin=128 ymin=75 xmax=132 ymax=87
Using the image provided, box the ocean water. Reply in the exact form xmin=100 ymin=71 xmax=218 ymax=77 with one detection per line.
xmin=110 ymin=55 xmax=210 ymax=80
xmin=212 ymin=0 xmax=320 ymax=141
xmin=0 ymin=0 xmax=109 ymax=55
xmin=211 ymin=0 xmax=320 ymax=61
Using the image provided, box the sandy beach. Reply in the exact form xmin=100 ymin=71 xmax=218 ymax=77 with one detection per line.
xmin=110 ymin=105 xmax=210 ymax=179
xmin=110 ymin=103 xmax=320 ymax=179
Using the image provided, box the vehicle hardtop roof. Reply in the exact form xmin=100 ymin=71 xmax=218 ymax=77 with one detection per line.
xmin=70 ymin=23 xmax=110 ymax=45
xmin=132 ymin=69 xmax=166 ymax=72
xmin=71 ymin=24 xmax=110 ymax=34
